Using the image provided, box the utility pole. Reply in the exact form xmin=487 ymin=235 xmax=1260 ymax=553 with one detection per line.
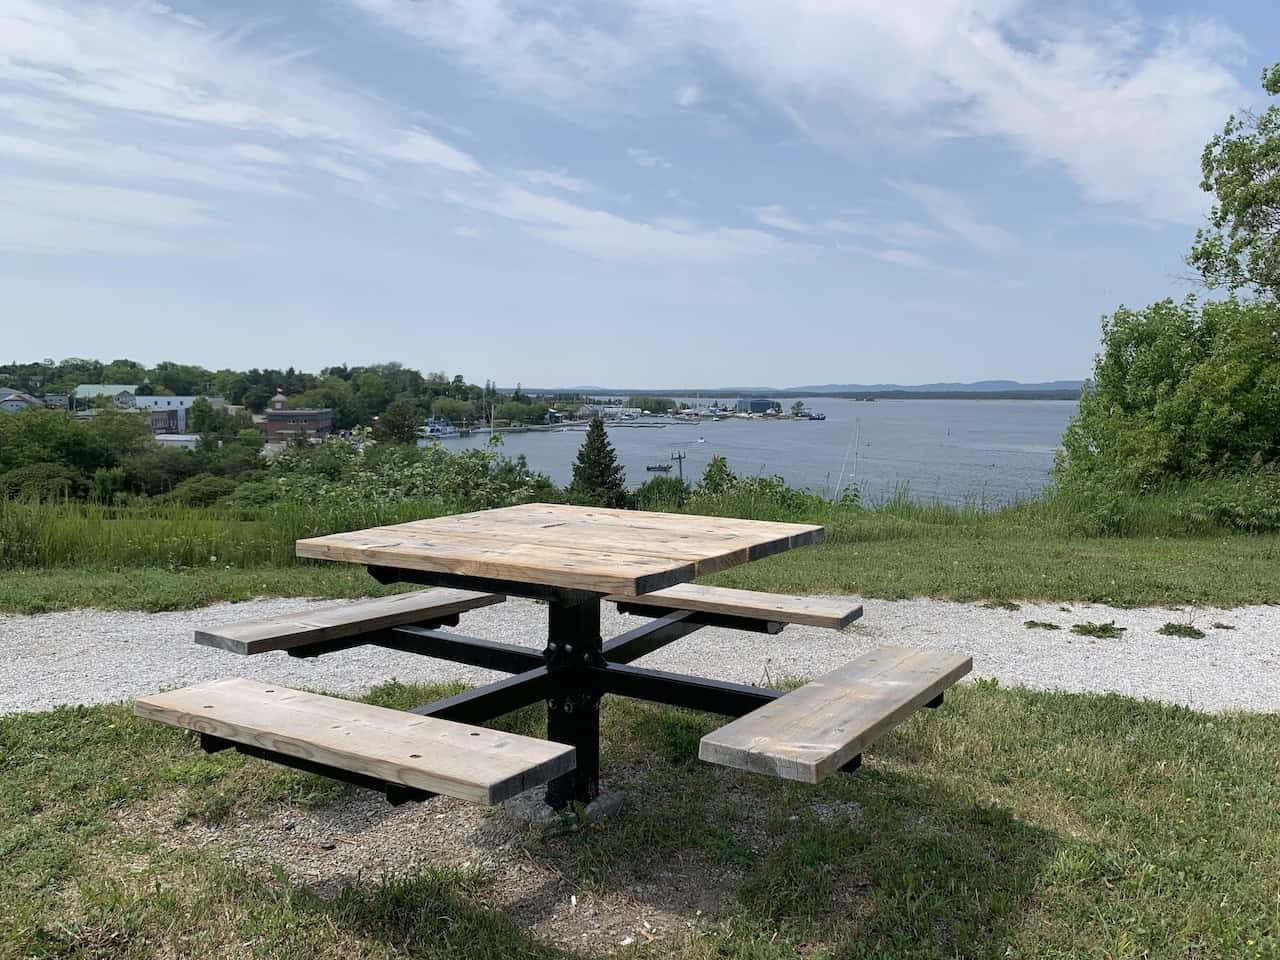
xmin=671 ymin=450 xmax=686 ymax=481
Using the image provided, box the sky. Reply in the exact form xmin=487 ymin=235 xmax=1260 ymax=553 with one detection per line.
xmin=1 ymin=0 xmax=1277 ymax=388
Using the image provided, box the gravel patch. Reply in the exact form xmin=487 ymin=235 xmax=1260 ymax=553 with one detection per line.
xmin=2 ymin=595 xmax=1278 ymax=715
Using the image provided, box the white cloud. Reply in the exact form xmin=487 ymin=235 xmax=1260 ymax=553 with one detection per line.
xmin=447 ymin=186 xmax=791 ymax=265
xmin=887 ymin=180 xmax=1015 ymax=254
xmin=0 ymin=133 xmax=295 ymax=196
xmin=346 ymin=0 xmax=1249 ymax=223
xmin=381 ymin=130 xmax=481 ymax=174
xmin=308 ymin=155 xmax=372 ymax=183
xmin=0 ymin=0 xmax=481 ymax=242
xmin=873 ymin=248 xmax=934 ymax=269
xmin=752 ymin=205 xmax=812 ymax=233
xmin=627 ymin=147 xmax=671 ymax=169
xmin=676 ymin=83 xmax=702 ymax=108
xmin=230 ymin=144 xmax=292 ymax=165
xmin=521 ymin=168 xmax=593 ymax=193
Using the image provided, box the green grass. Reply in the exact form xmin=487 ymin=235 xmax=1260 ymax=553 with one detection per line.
xmin=3 ymin=681 xmax=1278 ymax=958
xmin=1157 ymin=622 xmax=1207 ymax=640
xmin=4 ymin=496 xmax=1280 ymax=613
xmin=1070 ymin=621 xmax=1127 ymax=639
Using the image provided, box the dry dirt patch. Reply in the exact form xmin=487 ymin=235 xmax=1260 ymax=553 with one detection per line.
xmin=119 ymin=782 xmax=735 ymax=954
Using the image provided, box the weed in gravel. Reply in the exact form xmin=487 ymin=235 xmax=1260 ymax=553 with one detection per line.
xmin=1071 ymin=621 xmax=1127 ymax=639
xmin=1023 ymin=620 xmax=1062 ymax=631
xmin=1158 ymin=622 xmax=1207 ymax=639
xmin=981 ymin=600 xmax=1021 ymax=611
xmin=1212 ymin=621 xmax=1236 ymax=630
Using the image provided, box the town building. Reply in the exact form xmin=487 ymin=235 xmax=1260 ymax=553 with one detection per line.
xmin=0 ymin=388 xmax=40 ymax=414
xmin=133 ymin=395 xmax=222 ymax=434
xmin=735 ymin=398 xmax=775 ymax=414
xmin=72 ymin=384 xmax=138 ymax=410
xmin=263 ymin=391 xmax=333 ymax=443
xmin=43 ymin=393 xmax=70 ymax=410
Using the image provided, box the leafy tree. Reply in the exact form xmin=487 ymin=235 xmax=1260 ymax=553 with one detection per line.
xmin=791 ymin=400 xmax=806 ymax=417
xmin=431 ymin=396 xmax=475 ymax=424
xmin=568 ymin=417 xmax=628 ymax=507
xmin=1188 ymin=63 xmax=1280 ymax=300
xmin=241 ymin=385 xmax=272 ymax=414
xmin=695 ymin=455 xmax=737 ymax=497
xmin=1056 ymin=296 xmax=1280 ymax=491
xmin=102 ymin=358 xmax=147 ymax=384
xmin=374 ymin=396 xmax=423 ymax=444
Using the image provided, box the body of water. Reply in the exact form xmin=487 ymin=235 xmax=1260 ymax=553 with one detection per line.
xmin=438 ymin=398 xmax=1079 ymax=505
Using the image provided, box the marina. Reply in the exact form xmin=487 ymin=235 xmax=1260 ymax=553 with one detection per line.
xmin=434 ymin=398 xmax=1079 ymax=505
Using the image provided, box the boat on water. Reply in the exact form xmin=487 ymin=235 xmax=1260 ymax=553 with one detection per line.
xmin=646 ymin=463 xmax=673 ymax=472
xmin=417 ymin=419 xmax=459 ymax=443
xmin=805 ymin=411 xmax=827 ymax=421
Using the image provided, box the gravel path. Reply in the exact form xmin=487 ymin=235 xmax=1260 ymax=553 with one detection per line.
xmin=2 ymin=596 xmax=1278 ymax=715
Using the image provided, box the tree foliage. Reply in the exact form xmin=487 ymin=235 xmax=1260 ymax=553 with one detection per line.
xmin=1056 ymin=297 xmax=1280 ymax=491
xmin=1188 ymin=63 xmax=1280 ymax=300
xmin=568 ymin=418 xmax=628 ymax=508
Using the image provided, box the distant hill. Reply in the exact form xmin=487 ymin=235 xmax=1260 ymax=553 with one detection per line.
xmin=789 ymin=380 xmax=1085 ymax=394
xmin=518 ymin=380 xmax=1085 ymax=397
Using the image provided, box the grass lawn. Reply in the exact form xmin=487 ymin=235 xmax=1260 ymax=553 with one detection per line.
xmin=3 ymin=680 xmax=1278 ymax=959
xmin=3 ymin=528 xmax=1278 ymax=614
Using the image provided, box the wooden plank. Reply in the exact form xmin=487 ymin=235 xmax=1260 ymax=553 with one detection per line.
xmin=608 ymin=583 xmax=863 ymax=629
xmin=297 ymin=532 xmax=694 ymax=596
xmin=134 ymin=677 xmax=575 ymax=804
xmin=194 ymin=589 xmax=505 ymax=655
xmin=698 ymin=646 xmax=972 ymax=783
xmin=296 ymin=503 xmax=824 ymax=596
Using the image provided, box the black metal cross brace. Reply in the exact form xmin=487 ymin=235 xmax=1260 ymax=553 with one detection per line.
xmin=276 ymin=566 xmax=909 ymax=810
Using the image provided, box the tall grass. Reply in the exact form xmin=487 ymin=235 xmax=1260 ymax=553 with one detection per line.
xmin=0 ymin=498 xmax=448 ymax=569
xmin=1 ymin=475 xmax=1268 ymax=572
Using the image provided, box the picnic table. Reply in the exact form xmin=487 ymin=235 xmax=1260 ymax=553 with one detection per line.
xmin=136 ymin=504 xmax=970 ymax=811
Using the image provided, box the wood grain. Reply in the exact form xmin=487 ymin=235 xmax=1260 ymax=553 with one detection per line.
xmin=609 ymin=583 xmax=862 ymax=629
xmin=194 ymin=589 xmax=504 ymax=655
xmin=296 ymin=503 xmax=824 ymax=596
xmin=699 ymin=646 xmax=971 ymax=783
xmin=134 ymin=678 xmax=575 ymax=804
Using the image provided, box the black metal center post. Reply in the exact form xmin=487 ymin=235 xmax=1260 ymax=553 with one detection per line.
xmin=543 ymin=594 xmax=604 ymax=809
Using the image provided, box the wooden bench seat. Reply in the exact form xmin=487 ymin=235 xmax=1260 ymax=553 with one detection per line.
xmin=195 ymin=589 xmax=504 ymax=656
xmin=608 ymin=583 xmax=862 ymax=630
xmin=135 ymin=678 xmax=574 ymax=804
xmin=699 ymin=646 xmax=971 ymax=783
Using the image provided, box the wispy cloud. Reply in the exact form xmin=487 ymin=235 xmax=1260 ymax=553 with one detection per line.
xmin=627 ymin=147 xmax=672 ymax=169
xmin=521 ymin=168 xmax=594 ymax=193
xmin=0 ymin=0 xmax=481 ymax=251
xmin=887 ymin=179 xmax=1015 ymax=255
xmin=344 ymin=0 xmax=1248 ymax=223
xmin=447 ymin=186 xmax=791 ymax=265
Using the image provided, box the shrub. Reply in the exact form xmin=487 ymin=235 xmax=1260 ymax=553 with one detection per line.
xmin=0 ymin=463 xmax=88 ymax=500
xmin=634 ymin=475 xmax=690 ymax=511
xmin=163 ymin=474 xmax=238 ymax=507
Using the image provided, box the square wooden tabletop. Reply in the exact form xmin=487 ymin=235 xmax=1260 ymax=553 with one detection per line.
xmin=296 ymin=503 xmax=824 ymax=596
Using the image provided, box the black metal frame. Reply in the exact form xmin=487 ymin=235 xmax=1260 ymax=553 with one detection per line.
xmin=215 ymin=564 xmax=928 ymax=810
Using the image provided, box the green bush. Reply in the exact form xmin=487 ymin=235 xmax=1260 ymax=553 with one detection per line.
xmin=163 ymin=474 xmax=238 ymax=507
xmin=0 ymin=463 xmax=88 ymax=501
xmin=1174 ymin=471 xmax=1280 ymax=533
xmin=1057 ymin=297 xmax=1280 ymax=494
xmin=634 ymin=475 xmax=689 ymax=511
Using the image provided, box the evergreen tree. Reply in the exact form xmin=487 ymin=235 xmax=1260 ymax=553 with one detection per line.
xmin=568 ymin=417 xmax=628 ymax=507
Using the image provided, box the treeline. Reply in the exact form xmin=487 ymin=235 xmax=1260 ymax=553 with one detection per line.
xmin=0 ymin=358 xmax=594 ymax=431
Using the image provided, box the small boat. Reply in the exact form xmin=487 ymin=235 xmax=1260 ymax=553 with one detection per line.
xmin=417 ymin=419 xmax=459 ymax=443
xmin=646 ymin=463 xmax=673 ymax=472
xmin=696 ymin=437 xmax=706 ymax=443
